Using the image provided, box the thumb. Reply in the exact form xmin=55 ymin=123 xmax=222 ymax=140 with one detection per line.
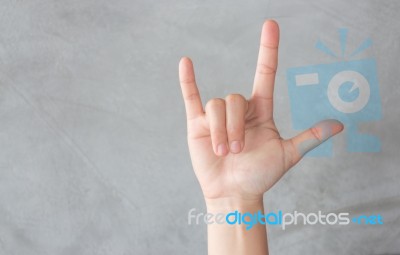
xmin=283 ymin=119 xmax=344 ymax=168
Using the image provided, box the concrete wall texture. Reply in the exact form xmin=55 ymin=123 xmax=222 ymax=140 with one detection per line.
xmin=0 ymin=0 xmax=399 ymax=254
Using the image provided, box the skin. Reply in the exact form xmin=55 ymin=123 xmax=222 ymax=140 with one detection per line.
xmin=179 ymin=20 xmax=344 ymax=255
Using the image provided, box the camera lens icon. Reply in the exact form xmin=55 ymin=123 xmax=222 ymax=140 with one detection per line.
xmin=286 ymin=28 xmax=382 ymax=156
xmin=286 ymin=59 xmax=382 ymax=156
xmin=327 ymin=70 xmax=370 ymax=114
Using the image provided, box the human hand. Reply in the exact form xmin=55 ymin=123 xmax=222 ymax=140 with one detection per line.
xmin=179 ymin=20 xmax=343 ymax=205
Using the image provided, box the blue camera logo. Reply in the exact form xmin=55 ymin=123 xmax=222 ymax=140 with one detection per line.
xmin=286 ymin=29 xmax=382 ymax=156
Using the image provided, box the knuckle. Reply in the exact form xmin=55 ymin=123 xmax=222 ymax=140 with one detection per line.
xmin=260 ymin=42 xmax=278 ymax=50
xmin=256 ymin=62 xmax=277 ymax=75
xmin=206 ymin=98 xmax=225 ymax=110
xmin=179 ymin=78 xmax=193 ymax=85
xmin=185 ymin=92 xmax=200 ymax=101
xmin=310 ymin=127 xmax=323 ymax=141
xmin=225 ymin=94 xmax=246 ymax=104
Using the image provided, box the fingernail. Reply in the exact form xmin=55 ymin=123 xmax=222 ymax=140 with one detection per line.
xmin=230 ymin=141 xmax=241 ymax=153
xmin=217 ymin=144 xmax=228 ymax=156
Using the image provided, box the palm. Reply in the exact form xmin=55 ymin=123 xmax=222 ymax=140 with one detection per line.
xmin=187 ymin=100 xmax=286 ymax=199
xmin=179 ymin=21 xmax=343 ymax=201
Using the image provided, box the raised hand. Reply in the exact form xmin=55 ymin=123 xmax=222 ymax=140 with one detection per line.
xmin=179 ymin=20 xmax=343 ymax=203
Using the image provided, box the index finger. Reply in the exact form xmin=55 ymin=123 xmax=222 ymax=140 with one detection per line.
xmin=179 ymin=57 xmax=204 ymax=120
xmin=251 ymin=20 xmax=280 ymax=101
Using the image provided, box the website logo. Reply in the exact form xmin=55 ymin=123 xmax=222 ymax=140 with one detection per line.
xmin=286 ymin=28 xmax=382 ymax=156
xmin=188 ymin=208 xmax=384 ymax=230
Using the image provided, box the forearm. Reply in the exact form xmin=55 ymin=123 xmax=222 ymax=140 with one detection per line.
xmin=205 ymin=197 xmax=269 ymax=255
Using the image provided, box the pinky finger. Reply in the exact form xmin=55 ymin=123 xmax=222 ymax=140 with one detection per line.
xmin=179 ymin=57 xmax=204 ymax=120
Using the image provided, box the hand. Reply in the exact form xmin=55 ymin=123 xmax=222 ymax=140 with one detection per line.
xmin=179 ymin=20 xmax=343 ymax=204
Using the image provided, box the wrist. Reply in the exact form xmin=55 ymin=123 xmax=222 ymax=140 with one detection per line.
xmin=205 ymin=196 xmax=269 ymax=255
xmin=205 ymin=196 xmax=264 ymax=213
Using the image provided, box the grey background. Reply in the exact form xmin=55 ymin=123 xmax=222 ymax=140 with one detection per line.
xmin=0 ymin=0 xmax=399 ymax=254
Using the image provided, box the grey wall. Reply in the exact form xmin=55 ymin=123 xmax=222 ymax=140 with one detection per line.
xmin=0 ymin=0 xmax=399 ymax=254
